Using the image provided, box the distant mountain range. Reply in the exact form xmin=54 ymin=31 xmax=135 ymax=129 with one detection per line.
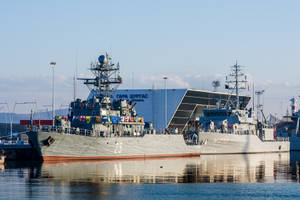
xmin=0 ymin=109 xmax=68 ymax=123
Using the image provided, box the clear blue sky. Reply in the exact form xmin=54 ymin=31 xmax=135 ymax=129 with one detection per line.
xmin=1 ymin=0 xmax=300 ymax=115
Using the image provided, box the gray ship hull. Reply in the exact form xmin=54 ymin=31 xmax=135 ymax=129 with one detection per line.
xmin=28 ymin=131 xmax=202 ymax=161
xmin=197 ymin=132 xmax=289 ymax=154
xmin=27 ymin=131 xmax=290 ymax=161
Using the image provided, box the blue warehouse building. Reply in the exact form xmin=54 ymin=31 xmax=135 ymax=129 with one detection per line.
xmin=108 ymin=89 xmax=250 ymax=134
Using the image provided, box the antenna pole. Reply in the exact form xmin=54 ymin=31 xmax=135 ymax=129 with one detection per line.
xmin=73 ymin=74 xmax=76 ymax=102
xmin=252 ymin=83 xmax=255 ymax=110
xmin=74 ymin=52 xmax=78 ymax=102
xmin=234 ymin=63 xmax=239 ymax=109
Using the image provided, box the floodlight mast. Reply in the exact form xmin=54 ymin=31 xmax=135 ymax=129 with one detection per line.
xmin=255 ymin=90 xmax=265 ymax=122
xmin=50 ymin=61 xmax=56 ymax=127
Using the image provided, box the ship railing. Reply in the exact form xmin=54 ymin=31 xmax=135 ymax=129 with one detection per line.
xmin=48 ymin=126 xmax=149 ymax=138
xmin=260 ymin=139 xmax=289 ymax=142
xmin=274 ymin=137 xmax=289 ymax=142
xmin=95 ymin=131 xmax=146 ymax=138
xmin=201 ymin=129 xmax=255 ymax=135
xmin=47 ymin=126 xmax=83 ymax=136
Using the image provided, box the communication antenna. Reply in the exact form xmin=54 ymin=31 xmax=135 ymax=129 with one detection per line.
xmin=73 ymin=73 xmax=77 ymax=102
xmin=252 ymin=83 xmax=255 ymax=110
xmin=73 ymin=51 xmax=78 ymax=102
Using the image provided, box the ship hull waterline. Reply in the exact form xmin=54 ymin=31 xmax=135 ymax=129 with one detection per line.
xmin=26 ymin=131 xmax=290 ymax=161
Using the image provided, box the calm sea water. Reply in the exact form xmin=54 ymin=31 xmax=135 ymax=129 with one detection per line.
xmin=2 ymin=152 xmax=300 ymax=199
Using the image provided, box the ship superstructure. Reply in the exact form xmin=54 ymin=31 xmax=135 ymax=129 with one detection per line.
xmin=63 ymin=54 xmax=147 ymax=137
xmin=198 ymin=62 xmax=258 ymax=135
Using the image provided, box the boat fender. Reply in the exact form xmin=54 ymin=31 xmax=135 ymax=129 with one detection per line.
xmin=42 ymin=136 xmax=55 ymax=146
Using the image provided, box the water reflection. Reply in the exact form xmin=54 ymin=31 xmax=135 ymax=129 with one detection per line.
xmin=3 ymin=153 xmax=300 ymax=199
xmin=182 ymin=153 xmax=290 ymax=183
xmin=40 ymin=153 xmax=294 ymax=183
xmin=3 ymin=152 xmax=296 ymax=184
xmin=289 ymin=151 xmax=300 ymax=181
xmin=4 ymin=152 xmax=300 ymax=199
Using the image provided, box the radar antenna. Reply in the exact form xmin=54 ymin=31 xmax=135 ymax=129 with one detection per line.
xmin=212 ymin=80 xmax=221 ymax=92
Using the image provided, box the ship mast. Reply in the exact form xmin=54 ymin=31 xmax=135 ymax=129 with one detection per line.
xmin=78 ymin=53 xmax=122 ymax=101
xmin=225 ymin=61 xmax=247 ymax=109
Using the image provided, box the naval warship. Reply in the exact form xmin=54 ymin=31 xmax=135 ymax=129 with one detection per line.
xmin=183 ymin=62 xmax=289 ymax=154
xmin=276 ymin=97 xmax=300 ymax=150
xmin=26 ymin=55 xmax=289 ymax=161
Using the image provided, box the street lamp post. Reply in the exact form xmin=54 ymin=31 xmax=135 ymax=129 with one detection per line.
xmin=163 ymin=76 xmax=168 ymax=132
xmin=255 ymin=90 xmax=265 ymax=122
xmin=11 ymin=101 xmax=36 ymax=138
xmin=50 ymin=62 xmax=56 ymax=128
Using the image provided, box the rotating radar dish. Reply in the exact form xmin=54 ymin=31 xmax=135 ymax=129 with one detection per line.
xmin=98 ymin=55 xmax=107 ymax=64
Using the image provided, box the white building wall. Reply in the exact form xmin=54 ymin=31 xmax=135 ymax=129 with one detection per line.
xmin=112 ymin=89 xmax=186 ymax=132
